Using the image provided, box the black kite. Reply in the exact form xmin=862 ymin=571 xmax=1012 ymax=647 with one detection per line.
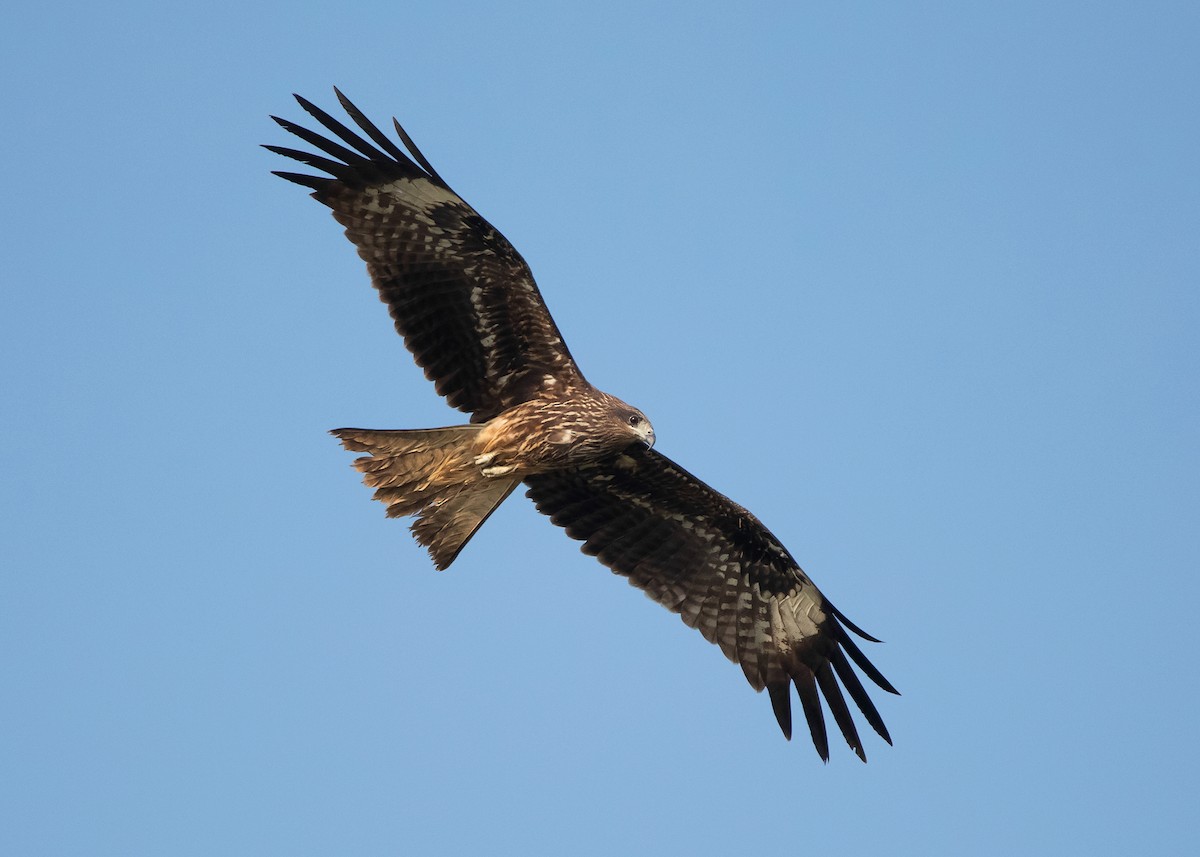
xmin=267 ymin=90 xmax=898 ymax=761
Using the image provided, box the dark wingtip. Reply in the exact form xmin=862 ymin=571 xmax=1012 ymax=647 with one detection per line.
xmin=828 ymin=601 xmax=884 ymax=643
xmin=767 ymin=682 xmax=793 ymax=741
xmin=832 ymin=616 xmax=900 ymax=696
xmin=794 ymin=669 xmax=829 ymax=762
xmin=829 ymin=647 xmax=892 ymax=744
xmin=269 ymin=170 xmax=331 ymax=192
xmin=391 ymin=117 xmax=448 ymax=186
xmin=815 ymin=660 xmax=866 ymax=762
xmin=333 ymin=88 xmax=413 ymax=164
xmin=292 ymin=92 xmax=323 ymax=117
xmin=268 ymin=89 xmax=451 ymax=195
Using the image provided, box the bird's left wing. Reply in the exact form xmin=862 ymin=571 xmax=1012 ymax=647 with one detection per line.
xmin=267 ymin=90 xmax=584 ymax=423
xmin=523 ymin=446 xmax=898 ymax=761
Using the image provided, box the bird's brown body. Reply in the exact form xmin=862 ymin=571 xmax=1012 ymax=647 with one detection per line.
xmin=332 ymin=386 xmax=652 ymax=569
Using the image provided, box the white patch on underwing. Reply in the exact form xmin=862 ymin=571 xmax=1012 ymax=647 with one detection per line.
xmin=383 ymin=176 xmax=461 ymax=208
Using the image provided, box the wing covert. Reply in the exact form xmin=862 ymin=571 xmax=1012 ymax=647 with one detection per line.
xmin=523 ymin=446 xmax=898 ymax=761
xmin=268 ymin=89 xmax=584 ymax=422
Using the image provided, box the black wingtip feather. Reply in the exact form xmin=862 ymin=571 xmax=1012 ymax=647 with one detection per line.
xmin=392 ymin=117 xmax=448 ymax=186
xmin=767 ymin=682 xmax=793 ymax=741
xmin=830 ymin=649 xmax=893 ymax=744
xmin=292 ymin=92 xmax=386 ymax=162
xmin=262 ymin=144 xmax=354 ymax=178
xmin=828 ymin=601 xmax=883 ymax=643
xmin=815 ymin=661 xmax=867 ymax=762
xmin=332 ymin=87 xmax=412 ymax=164
xmin=836 ymin=626 xmax=900 ymax=695
xmin=272 ymin=115 xmax=366 ymax=166
xmin=793 ymin=668 xmax=830 ymax=762
xmin=270 ymin=170 xmax=332 ymax=192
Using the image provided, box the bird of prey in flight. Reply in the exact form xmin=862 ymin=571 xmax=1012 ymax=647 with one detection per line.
xmin=267 ymin=90 xmax=898 ymax=761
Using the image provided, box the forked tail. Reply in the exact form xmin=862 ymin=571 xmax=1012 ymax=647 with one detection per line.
xmin=331 ymin=426 xmax=520 ymax=569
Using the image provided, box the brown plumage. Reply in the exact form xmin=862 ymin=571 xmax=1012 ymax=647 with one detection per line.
xmin=330 ymin=389 xmax=651 ymax=569
xmin=268 ymin=89 xmax=898 ymax=761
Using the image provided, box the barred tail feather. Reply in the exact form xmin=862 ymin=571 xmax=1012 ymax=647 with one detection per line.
xmin=330 ymin=426 xmax=517 ymax=569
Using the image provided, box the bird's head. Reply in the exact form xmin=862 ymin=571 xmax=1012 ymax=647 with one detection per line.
xmin=590 ymin=390 xmax=655 ymax=452
xmin=616 ymin=404 xmax=655 ymax=450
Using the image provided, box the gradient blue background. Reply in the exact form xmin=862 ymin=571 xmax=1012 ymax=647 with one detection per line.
xmin=3 ymin=2 xmax=1197 ymax=854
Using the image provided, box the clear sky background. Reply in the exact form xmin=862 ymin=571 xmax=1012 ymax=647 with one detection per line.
xmin=3 ymin=2 xmax=1197 ymax=854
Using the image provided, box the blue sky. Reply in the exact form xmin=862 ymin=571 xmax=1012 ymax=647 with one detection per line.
xmin=2 ymin=2 xmax=1197 ymax=854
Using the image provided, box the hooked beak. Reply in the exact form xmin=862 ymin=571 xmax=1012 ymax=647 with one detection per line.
xmin=640 ymin=427 xmax=656 ymax=450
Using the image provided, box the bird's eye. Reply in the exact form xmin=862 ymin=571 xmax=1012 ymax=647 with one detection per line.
xmin=628 ymin=414 xmax=642 ymax=427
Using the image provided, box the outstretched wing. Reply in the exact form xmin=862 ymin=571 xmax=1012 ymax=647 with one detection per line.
xmin=267 ymin=90 xmax=584 ymax=423
xmin=523 ymin=446 xmax=898 ymax=761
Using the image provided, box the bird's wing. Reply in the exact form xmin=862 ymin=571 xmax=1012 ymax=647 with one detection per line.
xmin=523 ymin=446 xmax=898 ymax=761
xmin=267 ymin=90 xmax=584 ymax=423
